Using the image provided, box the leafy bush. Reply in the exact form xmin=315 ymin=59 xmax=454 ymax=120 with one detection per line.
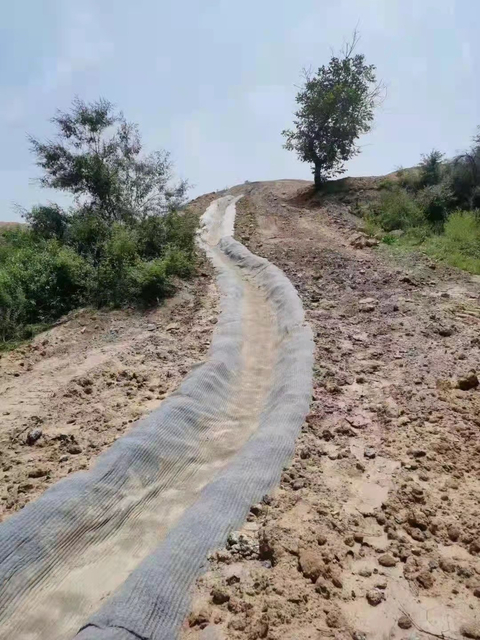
xmin=126 ymin=259 xmax=172 ymax=306
xmin=415 ymin=183 xmax=454 ymax=227
xmin=419 ymin=150 xmax=444 ymax=187
xmin=372 ymin=188 xmax=425 ymax=231
xmin=0 ymin=99 xmax=197 ymax=346
xmin=0 ymin=231 xmax=93 ymax=342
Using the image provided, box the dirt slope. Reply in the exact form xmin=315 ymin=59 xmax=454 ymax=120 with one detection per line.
xmin=182 ymin=180 xmax=480 ymax=640
xmin=0 ymin=194 xmax=220 ymax=524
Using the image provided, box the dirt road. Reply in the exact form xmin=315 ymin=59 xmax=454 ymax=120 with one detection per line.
xmin=183 ymin=180 xmax=480 ymax=640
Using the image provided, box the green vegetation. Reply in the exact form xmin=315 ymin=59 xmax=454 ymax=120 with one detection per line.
xmin=363 ymin=132 xmax=480 ymax=275
xmin=283 ymin=32 xmax=383 ymax=188
xmin=0 ymin=99 xmax=196 ymax=345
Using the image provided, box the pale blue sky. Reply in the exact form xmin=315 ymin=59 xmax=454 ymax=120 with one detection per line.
xmin=1 ymin=0 xmax=478 ymax=220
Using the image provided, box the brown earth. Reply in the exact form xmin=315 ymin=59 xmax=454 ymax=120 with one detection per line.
xmin=0 ymin=194 xmax=219 ymax=523
xmin=182 ymin=180 xmax=480 ymax=640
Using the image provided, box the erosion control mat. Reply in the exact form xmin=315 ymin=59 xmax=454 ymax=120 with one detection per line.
xmin=0 ymin=195 xmax=313 ymax=640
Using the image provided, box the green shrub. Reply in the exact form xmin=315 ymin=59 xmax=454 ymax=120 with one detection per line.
xmin=416 ymin=183 xmax=454 ymax=227
xmin=419 ymin=150 xmax=444 ymax=188
xmin=0 ymin=238 xmax=93 ymax=342
xmin=443 ymin=210 xmax=480 ymax=252
xmin=126 ymin=259 xmax=172 ymax=306
xmin=372 ymin=188 xmax=426 ymax=231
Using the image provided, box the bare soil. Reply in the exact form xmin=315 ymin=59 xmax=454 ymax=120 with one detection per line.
xmin=182 ymin=180 xmax=480 ymax=640
xmin=0 ymin=194 xmax=220 ymax=523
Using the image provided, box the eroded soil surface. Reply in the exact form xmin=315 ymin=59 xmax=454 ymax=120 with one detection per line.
xmin=0 ymin=194 xmax=219 ymax=523
xmin=183 ymin=180 xmax=480 ymax=640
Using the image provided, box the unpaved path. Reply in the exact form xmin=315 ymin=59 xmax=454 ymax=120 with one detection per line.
xmin=0 ymin=194 xmax=312 ymax=640
xmin=183 ymin=181 xmax=480 ymax=640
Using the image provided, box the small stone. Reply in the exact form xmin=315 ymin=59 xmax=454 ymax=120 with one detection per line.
xmin=315 ymin=578 xmax=331 ymax=599
xmin=469 ymin=540 xmax=480 ymax=556
xmin=398 ymin=615 xmax=412 ymax=630
xmin=317 ymin=534 xmax=327 ymax=546
xmin=439 ymin=558 xmax=456 ymax=573
xmin=292 ymin=479 xmax=305 ymax=490
xmin=326 ymin=610 xmax=342 ymax=628
xmin=366 ymin=589 xmax=384 ymax=606
xmin=354 ymin=533 xmax=364 ymax=544
xmin=416 ymin=570 xmax=434 ymax=589
xmin=344 ymin=536 xmax=355 ymax=547
xmin=456 ymin=371 xmax=479 ymax=391
xmin=448 ymin=525 xmax=461 ymax=542
xmin=26 ymin=429 xmax=42 ymax=445
xmin=67 ymin=444 xmax=82 ymax=455
xmin=364 ymin=447 xmax=376 ymax=459
xmin=375 ymin=578 xmax=388 ymax=590
xmin=378 ymin=553 xmax=397 ymax=567
xmin=28 ymin=468 xmax=48 ymax=479
xmin=188 ymin=607 xmax=211 ymax=628
xmin=299 ymin=549 xmax=325 ymax=582
xmin=358 ymin=568 xmax=372 ymax=577
xmin=210 ymin=588 xmax=230 ymax=605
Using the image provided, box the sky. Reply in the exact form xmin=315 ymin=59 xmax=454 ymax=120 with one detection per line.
xmin=0 ymin=0 xmax=479 ymax=221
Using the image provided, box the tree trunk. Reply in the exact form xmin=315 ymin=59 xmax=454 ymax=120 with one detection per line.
xmin=314 ymin=163 xmax=322 ymax=189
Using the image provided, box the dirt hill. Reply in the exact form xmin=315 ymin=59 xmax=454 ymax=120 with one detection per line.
xmin=182 ymin=179 xmax=480 ymax=640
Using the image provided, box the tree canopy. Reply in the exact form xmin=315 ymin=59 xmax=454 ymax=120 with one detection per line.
xmin=282 ymin=34 xmax=383 ymax=188
xmin=29 ymin=97 xmax=187 ymax=223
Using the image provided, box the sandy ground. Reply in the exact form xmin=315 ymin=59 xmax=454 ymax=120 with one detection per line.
xmin=182 ymin=181 xmax=480 ymax=640
xmin=0 ymin=195 xmax=220 ymax=524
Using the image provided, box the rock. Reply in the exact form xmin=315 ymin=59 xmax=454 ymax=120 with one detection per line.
xmin=375 ymin=578 xmax=388 ymax=590
xmin=292 ymin=479 xmax=305 ymax=490
xmin=358 ymin=568 xmax=372 ymax=577
xmin=469 ymin=540 xmax=480 ymax=556
xmin=26 ymin=428 xmax=42 ymax=445
xmin=188 ymin=606 xmax=211 ymax=628
xmin=364 ymin=447 xmax=376 ymax=459
xmin=456 ymin=371 xmax=479 ymax=391
xmin=461 ymin=622 xmax=480 ymax=639
xmin=330 ymin=571 xmax=343 ymax=589
xmin=439 ymin=558 xmax=456 ymax=573
xmin=416 ymin=570 xmax=434 ymax=589
xmin=366 ymin=589 xmax=384 ymax=606
xmin=315 ymin=578 xmax=331 ymax=599
xmin=326 ymin=610 xmax=342 ymax=628
xmin=67 ymin=444 xmax=82 ymax=455
xmin=298 ymin=549 xmax=325 ymax=582
xmin=317 ymin=534 xmax=327 ymax=546
xmin=408 ymin=510 xmax=429 ymax=531
xmin=378 ymin=553 xmax=397 ymax=567
xmin=250 ymin=503 xmax=264 ymax=516
xmin=27 ymin=468 xmax=48 ymax=478
xmin=210 ymin=587 xmax=230 ymax=605
xmin=473 ymin=588 xmax=480 ymax=598
xmin=398 ymin=615 xmax=412 ymax=629
xmin=344 ymin=536 xmax=355 ymax=547
xmin=448 ymin=525 xmax=461 ymax=542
